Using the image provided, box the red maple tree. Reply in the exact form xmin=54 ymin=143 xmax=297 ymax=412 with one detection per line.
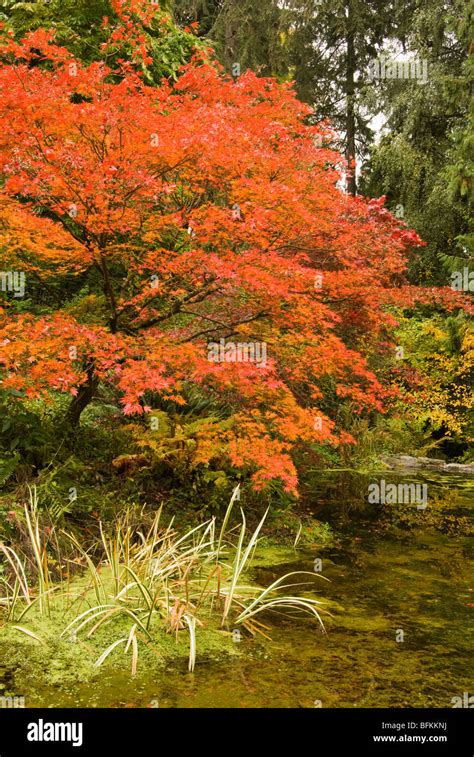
xmin=0 ymin=26 xmax=465 ymax=493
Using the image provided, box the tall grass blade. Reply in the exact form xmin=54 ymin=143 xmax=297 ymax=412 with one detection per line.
xmin=12 ymin=625 xmax=44 ymax=644
xmin=94 ymin=638 xmax=127 ymax=668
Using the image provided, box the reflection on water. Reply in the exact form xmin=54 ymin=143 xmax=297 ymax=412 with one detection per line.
xmin=3 ymin=471 xmax=473 ymax=708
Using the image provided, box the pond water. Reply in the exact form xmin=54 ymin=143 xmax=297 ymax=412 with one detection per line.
xmin=1 ymin=470 xmax=472 ymax=708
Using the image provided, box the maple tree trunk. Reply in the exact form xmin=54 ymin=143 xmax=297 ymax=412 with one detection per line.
xmin=66 ymin=363 xmax=98 ymax=427
xmin=345 ymin=0 xmax=357 ymax=197
xmin=99 ymin=252 xmax=118 ymax=334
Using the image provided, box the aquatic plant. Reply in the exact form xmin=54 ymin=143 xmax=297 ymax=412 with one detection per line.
xmin=0 ymin=486 xmax=327 ymax=675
